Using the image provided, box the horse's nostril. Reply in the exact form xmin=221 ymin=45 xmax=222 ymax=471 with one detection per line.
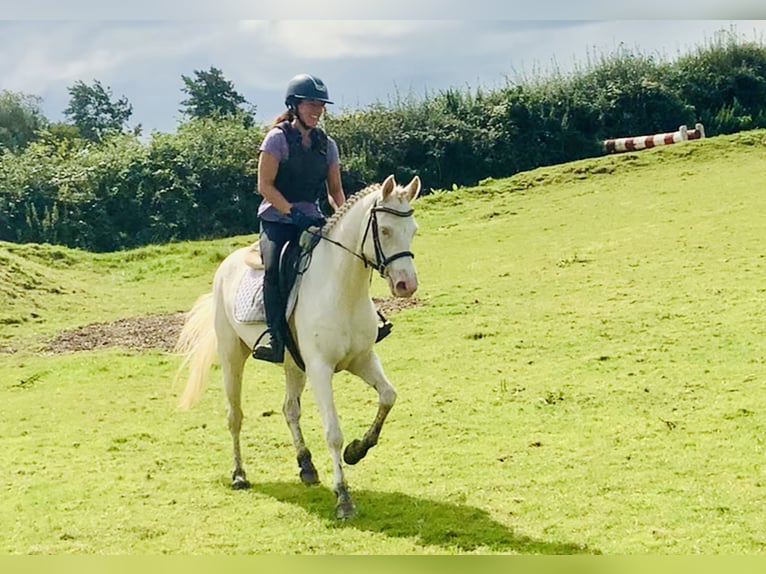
xmin=396 ymin=281 xmax=408 ymax=293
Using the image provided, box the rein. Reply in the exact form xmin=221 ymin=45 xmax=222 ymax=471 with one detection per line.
xmin=308 ymin=201 xmax=415 ymax=278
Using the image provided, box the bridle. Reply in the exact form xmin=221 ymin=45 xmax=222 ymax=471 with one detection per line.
xmin=360 ymin=203 xmax=415 ymax=277
xmin=308 ymin=200 xmax=415 ymax=278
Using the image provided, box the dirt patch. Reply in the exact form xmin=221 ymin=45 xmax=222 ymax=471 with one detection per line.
xmin=373 ymin=295 xmax=422 ymax=316
xmin=41 ymin=297 xmax=423 ymax=354
xmin=43 ymin=313 xmax=188 ymax=354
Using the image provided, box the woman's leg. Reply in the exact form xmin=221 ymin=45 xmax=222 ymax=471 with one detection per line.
xmin=252 ymin=221 xmax=297 ymax=362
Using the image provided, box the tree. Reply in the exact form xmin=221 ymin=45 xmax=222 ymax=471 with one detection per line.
xmin=0 ymin=90 xmax=48 ymax=152
xmin=179 ymin=67 xmax=255 ymax=126
xmin=64 ymin=80 xmax=133 ymax=142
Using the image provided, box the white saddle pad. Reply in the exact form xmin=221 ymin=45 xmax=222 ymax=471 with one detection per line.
xmin=233 ymin=268 xmax=266 ymax=324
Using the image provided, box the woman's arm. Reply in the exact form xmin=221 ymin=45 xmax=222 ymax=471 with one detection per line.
xmin=257 ymin=151 xmax=292 ymax=215
xmin=326 ymin=162 xmax=345 ymax=210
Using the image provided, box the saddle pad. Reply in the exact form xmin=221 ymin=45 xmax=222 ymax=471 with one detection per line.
xmin=233 ymin=268 xmax=266 ymax=324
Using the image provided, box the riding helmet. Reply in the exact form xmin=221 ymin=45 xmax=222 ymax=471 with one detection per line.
xmin=284 ymin=74 xmax=334 ymax=108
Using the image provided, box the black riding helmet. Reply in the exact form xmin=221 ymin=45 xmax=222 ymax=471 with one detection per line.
xmin=284 ymin=74 xmax=334 ymax=109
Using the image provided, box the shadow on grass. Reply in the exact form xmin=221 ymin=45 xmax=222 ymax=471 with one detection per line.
xmin=251 ymin=481 xmax=597 ymax=554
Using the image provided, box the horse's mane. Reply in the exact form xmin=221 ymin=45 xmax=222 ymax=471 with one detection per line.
xmin=323 ymin=181 xmax=382 ymax=233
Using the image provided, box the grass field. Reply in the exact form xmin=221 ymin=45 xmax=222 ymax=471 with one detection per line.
xmin=1 ymin=130 xmax=765 ymax=554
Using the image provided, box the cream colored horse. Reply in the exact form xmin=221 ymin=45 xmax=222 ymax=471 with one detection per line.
xmin=175 ymin=174 xmax=421 ymax=518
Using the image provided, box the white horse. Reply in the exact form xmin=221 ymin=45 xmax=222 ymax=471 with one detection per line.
xmin=175 ymin=174 xmax=421 ymax=518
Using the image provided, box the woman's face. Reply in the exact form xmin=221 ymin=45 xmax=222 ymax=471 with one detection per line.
xmin=296 ymin=99 xmax=326 ymax=128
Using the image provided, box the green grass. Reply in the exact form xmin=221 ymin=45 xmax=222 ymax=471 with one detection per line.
xmin=0 ymin=236 xmax=248 ymax=349
xmin=1 ymin=130 xmax=766 ymax=553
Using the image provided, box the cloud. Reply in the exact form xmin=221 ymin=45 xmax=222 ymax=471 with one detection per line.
xmin=239 ymin=21 xmax=444 ymax=61
xmin=1 ymin=22 xmax=220 ymax=93
xmin=3 ymin=1 xmax=766 ymax=18
xmin=3 ymin=19 xmax=766 ymax=134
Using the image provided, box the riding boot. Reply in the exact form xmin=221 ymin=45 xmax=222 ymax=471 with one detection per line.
xmin=252 ymin=278 xmax=285 ymax=363
xmin=252 ymin=330 xmax=284 ymax=363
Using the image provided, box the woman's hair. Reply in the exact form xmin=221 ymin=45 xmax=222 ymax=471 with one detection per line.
xmin=270 ymin=109 xmax=295 ymax=128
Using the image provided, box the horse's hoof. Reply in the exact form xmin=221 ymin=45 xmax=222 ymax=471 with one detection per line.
xmin=343 ymin=439 xmax=367 ymax=465
xmin=336 ymin=499 xmax=357 ymax=519
xmin=298 ymin=450 xmax=320 ymax=485
xmin=299 ymin=468 xmax=320 ymax=486
xmin=335 ymin=484 xmax=356 ymax=519
xmin=232 ymin=475 xmax=251 ymax=490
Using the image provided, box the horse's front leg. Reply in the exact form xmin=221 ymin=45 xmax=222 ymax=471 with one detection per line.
xmin=343 ymin=351 xmax=397 ymax=465
xmin=283 ymin=362 xmax=319 ymax=485
xmin=307 ymin=360 xmax=355 ymax=519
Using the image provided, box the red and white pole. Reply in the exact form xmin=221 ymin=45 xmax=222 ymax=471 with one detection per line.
xmin=603 ymin=123 xmax=704 ymax=154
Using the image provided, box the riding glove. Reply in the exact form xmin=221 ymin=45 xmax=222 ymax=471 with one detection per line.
xmin=289 ymin=206 xmax=325 ymax=231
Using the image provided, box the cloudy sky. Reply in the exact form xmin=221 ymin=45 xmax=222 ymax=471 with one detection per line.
xmin=2 ymin=2 xmax=766 ymax=135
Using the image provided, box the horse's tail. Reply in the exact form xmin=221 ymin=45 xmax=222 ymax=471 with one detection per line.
xmin=174 ymin=292 xmax=218 ymax=409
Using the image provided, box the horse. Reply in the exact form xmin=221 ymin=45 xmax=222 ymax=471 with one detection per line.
xmin=174 ymin=174 xmax=421 ymax=518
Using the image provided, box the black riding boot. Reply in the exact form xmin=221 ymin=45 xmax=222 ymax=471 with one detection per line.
xmin=252 ymin=278 xmax=285 ymax=363
xmin=252 ymin=329 xmax=284 ymax=363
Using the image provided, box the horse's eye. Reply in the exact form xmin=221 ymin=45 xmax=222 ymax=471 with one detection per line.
xmin=380 ymin=226 xmax=391 ymax=237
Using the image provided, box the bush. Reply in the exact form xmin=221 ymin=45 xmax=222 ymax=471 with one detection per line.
xmin=0 ymin=118 xmax=261 ymax=251
xmin=3 ymin=27 xmax=766 ymax=250
xmin=668 ymin=27 xmax=766 ymax=135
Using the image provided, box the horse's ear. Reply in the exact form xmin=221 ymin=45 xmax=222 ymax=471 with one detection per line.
xmin=403 ymin=176 xmax=421 ymax=202
xmin=381 ymin=174 xmax=396 ymax=199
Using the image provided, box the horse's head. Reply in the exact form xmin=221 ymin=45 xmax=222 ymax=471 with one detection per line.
xmin=363 ymin=174 xmax=421 ymax=298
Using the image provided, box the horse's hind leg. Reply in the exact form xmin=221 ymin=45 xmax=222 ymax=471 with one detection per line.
xmin=220 ymin=332 xmax=252 ymax=489
xmin=283 ymin=362 xmax=319 ymax=485
xmin=343 ymin=351 xmax=397 ymax=465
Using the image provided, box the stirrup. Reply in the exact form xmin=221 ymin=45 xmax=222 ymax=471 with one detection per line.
xmin=252 ymin=330 xmax=284 ymax=363
xmin=375 ymin=310 xmax=392 ymax=343
xmin=376 ymin=321 xmax=392 ymax=343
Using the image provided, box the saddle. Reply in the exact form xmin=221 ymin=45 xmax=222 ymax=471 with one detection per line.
xmin=238 ymin=230 xmax=391 ymax=371
xmin=240 ymin=237 xmax=311 ymax=313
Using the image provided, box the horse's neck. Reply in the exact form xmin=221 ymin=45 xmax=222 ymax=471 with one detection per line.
xmin=306 ymin=193 xmax=376 ymax=301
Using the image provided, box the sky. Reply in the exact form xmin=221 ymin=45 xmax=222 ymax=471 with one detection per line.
xmin=2 ymin=2 xmax=766 ymax=135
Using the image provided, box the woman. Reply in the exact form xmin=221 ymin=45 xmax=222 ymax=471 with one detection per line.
xmin=253 ymin=73 xmax=346 ymax=363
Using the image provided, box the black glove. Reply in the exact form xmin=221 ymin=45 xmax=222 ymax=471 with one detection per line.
xmin=289 ymin=206 xmax=325 ymax=231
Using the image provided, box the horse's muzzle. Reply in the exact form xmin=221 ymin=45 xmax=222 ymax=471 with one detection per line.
xmin=389 ymin=271 xmax=418 ymax=298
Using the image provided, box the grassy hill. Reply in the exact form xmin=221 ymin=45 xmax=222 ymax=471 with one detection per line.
xmin=0 ymin=236 xmax=249 ymax=350
xmin=1 ymin=129 xmax=765 ymax=553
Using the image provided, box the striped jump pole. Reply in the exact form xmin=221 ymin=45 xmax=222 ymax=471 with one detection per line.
xmin=603 ymin=123 xmax=705 ymax=154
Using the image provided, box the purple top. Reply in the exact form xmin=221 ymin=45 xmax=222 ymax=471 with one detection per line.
xmin=257 ymin=126 xmax=340 ymax=223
